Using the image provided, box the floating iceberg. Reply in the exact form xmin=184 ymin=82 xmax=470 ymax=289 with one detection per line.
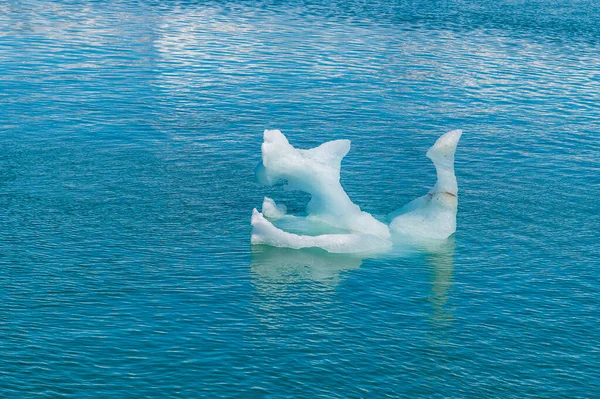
xmin=251 ymin=129 xmax=462 ymax=254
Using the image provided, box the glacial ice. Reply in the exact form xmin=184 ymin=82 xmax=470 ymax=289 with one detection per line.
xmin=251 ymin=129 xmax=461 ymax=254
xmin=262 ymin=196 xmax=287 ymax=220
xmin=388 ymin=130 xmax=462 ymax=239
xmin=255 ymin=130 xmax=390 ymax=239
xmin=251 ymin=209 xmax=392 ymax=254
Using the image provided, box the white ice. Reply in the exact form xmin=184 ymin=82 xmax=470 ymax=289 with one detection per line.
xmin=261 ymin=196 xmax=287 ymax=220
xmin=251 ymin=209 xmax=392 ymax=254
xmin=251 ymin=129 xmax=461 ymax=253
xmin=255 ymin=130 xmax=390 ymax=239
xmin=388 ymin=130 xmax=462 ymax=240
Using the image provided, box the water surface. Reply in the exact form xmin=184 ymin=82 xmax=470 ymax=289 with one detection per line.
xmin=1 ymin=1 xmax=599 ymax=398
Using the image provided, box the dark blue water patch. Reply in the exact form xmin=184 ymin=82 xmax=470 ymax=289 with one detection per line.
xmin=134 ymin=0 xmax=600 ymax=44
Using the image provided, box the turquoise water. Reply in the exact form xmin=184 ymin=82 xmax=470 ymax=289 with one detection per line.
xmin=1 ymin=1 xmax=599 ymax=397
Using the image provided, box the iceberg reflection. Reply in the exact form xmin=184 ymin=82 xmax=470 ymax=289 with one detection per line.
xmin=424 ymin=236 xmax=456 ymax=330
xmin=250 ymin=236 xmax=456 ymax=295
xmin=250 ymin=245 xmax=364 ymax=293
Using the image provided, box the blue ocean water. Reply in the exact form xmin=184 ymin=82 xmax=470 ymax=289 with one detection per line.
xmin=1 ymin=0 xmax=599 ymax=397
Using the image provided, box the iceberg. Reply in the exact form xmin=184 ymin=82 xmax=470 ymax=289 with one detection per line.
xmin=251 ymin=129 xmax=461 ymax=254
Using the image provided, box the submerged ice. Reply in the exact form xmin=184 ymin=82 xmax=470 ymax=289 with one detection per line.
xmin=251 ymin=129 xmax=462 ymax=253
xmin=251 ymin=209 xmax=392 ymax=254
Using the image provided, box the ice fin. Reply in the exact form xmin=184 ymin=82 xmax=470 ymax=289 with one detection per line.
xmin=389 ymin=130 xmax=462 ymax=239
xmin=305 ymin=139 xmax=351 ymax=168
xmin=427 ymin=129 xmax=462 ymax=196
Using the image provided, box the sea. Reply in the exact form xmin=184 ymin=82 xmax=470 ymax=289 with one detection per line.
xmin=1 ymin=0 xmax=599 ymax=397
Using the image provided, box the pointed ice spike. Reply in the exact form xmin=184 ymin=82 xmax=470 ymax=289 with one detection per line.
xmin=426 ymin=129 xmax=462 ymax=197
xmin=304 ymin=139 xmax=351 ymax=168
xmin=389 ymin=130 xmax=462 ymax=240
